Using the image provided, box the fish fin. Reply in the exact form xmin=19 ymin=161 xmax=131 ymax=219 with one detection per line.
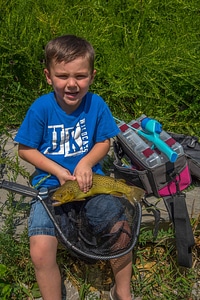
xmin=117 ymin=179 xmax=126 ymax=183
xmin=52 ymin=197 xmax=86 ymax=206
xmin=110 ymin=192 xmax=124 ymax=197
xmin=52 ymin=201 xmax=62 ymax=207
xmin=73 ymin=197 xmax=86 ymax=201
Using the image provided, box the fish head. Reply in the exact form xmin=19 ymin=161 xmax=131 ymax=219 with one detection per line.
xmin=51 ymin=187 xmax=75 ymax=206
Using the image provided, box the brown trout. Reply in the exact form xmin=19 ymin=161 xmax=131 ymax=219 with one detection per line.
xmin=51 ymin=173 xmax=145 ymax=206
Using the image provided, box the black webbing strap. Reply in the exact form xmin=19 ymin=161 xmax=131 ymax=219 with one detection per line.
xmin=163 ymin=192 xmax=195 ymax=268
xmin=142 ymin=198 xmax=161 ymax=238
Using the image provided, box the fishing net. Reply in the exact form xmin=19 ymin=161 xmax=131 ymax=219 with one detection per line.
xmin=43 ymin=192 xmax=142 ymax=262
xmin=0 ymin=179 xmax=142 ymax=262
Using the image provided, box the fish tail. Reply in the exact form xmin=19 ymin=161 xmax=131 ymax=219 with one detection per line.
xmin=128 ymin=187 xmax=144 ymax=204
xmin=128 ymin=189 xmax=137 ymax=205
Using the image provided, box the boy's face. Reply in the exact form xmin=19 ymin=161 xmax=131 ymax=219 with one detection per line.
xmin=44 ymin=57 xmax=96 ymax=114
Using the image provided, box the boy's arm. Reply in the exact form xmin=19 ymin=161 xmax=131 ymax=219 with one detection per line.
xmin=18 ymin=138 xmax=111 ymax=191
xmin=73 ymin=139 xmax=110 ymax=192
xmin=18 ymin=144 xmax=75 ymax=185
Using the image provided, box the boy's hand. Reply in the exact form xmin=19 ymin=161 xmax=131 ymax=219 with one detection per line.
xmin=57 ymin=168 xmax=76 ymax=186
xmin=72 ymin=140 xmax=110 ymax=192
xmin=73 ymin=166 xmax=93 ymax=193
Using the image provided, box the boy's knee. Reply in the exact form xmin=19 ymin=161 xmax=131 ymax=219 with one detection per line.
xmin=30 ymin=244 xmax=47 ymax=268
xmin=30 ymin=235 xmax=58 ymax=268
xmin=111 ymin=220 xmax=131 ymax=250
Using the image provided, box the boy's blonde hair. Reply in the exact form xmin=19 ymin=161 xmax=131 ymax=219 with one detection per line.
xmin=45 ymin=35 xmax=95 ymax=72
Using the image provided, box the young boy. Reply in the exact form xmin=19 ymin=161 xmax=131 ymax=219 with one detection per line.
xmin=14 ymin=35 xmax=140 ymax=300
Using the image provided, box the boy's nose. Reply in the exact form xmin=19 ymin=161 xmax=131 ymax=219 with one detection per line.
xmin=66 ymin=77 xmax=77 ymax=87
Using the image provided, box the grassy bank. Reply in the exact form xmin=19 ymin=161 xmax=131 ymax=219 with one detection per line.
xmin=1 ymin=0 xmax=200 ymax=134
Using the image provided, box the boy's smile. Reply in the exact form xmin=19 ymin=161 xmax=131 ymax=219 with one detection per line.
xmin=44 ymin=57 xmax=96 ymax=114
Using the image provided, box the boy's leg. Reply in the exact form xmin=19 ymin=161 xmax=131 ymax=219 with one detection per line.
xmin=110 ymin=252 xmax=132 ymax=300
xmin=30 ymin=235 xmax=62 ymax=300
xmin=83 ymin=195 xmax=136 ymax=299
xmin=109 ymin=220 xmax=133 ymax=300
xmin=28 ymin=199 xmax=62 ymax=300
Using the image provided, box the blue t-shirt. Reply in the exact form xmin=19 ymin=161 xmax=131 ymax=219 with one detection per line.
xmin=14 ymin=91 xmax=120 ymax=188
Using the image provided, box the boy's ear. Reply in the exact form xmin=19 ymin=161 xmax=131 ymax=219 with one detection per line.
xmin=90 ymin=69 xmax=96 ymax=84
xmin=44 ymin=69 xmax=52 ymax=85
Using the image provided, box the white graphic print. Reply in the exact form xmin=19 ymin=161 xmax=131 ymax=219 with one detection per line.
xmin=44 ymin=118 xmax=89 ymax=156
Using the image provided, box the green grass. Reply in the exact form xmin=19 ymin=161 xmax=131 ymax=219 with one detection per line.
xmin=1 ymin=0 xmax=200 ymax=134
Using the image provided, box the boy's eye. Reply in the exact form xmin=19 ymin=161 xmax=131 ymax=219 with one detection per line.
xmin=76 ymin=75 xmax=87 ymax=79
xmin=57 ymin=75 xmax=68 ymax=79
xmin=55 ymin=74 xmax=88 ymax=80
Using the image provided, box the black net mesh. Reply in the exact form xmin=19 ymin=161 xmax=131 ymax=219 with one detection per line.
xmin=43 ymin=194 xmax=142 ymax=262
